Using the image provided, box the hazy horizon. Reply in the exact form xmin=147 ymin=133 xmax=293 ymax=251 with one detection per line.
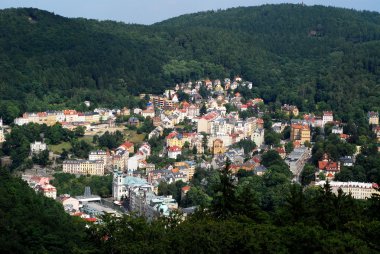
xmin=0 ymin=0 xmax=379 ymax=25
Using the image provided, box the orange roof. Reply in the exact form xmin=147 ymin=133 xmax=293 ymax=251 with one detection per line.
xmin=182 ymin=186 xmax=191 ymax=192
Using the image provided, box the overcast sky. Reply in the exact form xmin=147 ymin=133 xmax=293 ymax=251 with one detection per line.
xmin=0 ymin=0 xmax=378 ymax=25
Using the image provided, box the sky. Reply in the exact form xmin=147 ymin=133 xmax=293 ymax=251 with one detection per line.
xmin=0 ymin=0 xmax=379 ymax=25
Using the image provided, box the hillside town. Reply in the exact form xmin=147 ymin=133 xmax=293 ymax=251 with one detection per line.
xmin=1 ymin=76 xmax=379 ymax=222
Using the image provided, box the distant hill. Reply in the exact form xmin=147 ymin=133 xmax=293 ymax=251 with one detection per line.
xmin=0 ymin=4 xmax=379 ymax=123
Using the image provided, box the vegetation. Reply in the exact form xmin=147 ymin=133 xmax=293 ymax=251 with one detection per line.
xmin=0 ymin=169 xmax=95 ymax=253
xmin=51 ymin=173 xmax=113 ymax=197
xmin=0 ymin=4 xmax=379 ymax=125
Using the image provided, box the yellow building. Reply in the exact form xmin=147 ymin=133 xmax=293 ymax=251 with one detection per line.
xmin=63 ymin=160 xmax=105 ymax=175
xmin=290 ymin=123 xmax=311 ymax=144
xmin=213 ymin=139 xmax=225 ymax=155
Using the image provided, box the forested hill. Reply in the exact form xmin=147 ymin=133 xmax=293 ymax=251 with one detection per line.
xmin=0 ymin=4 xmax=380 ymax=123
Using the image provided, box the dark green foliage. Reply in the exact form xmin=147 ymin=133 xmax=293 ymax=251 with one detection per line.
xmin=51 ymin=173 xmax=112 ymax=197
xmin=98 ymin=131 xmax=124 ymax=150
xmin=0 ymin=170 xmax=95 ymax=253
xmin=232 ymin=138 xmax=256 ymax=155
xmin=1 ymin=123 xmax=75 ymax=168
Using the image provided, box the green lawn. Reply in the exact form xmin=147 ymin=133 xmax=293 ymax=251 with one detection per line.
xmin=124 ymin=130 xmax=146 ymax=143
xmin=49 ymin=142 xmax=72 ymax=154
xmin=49 ymin=136 xmax=93 ymax=154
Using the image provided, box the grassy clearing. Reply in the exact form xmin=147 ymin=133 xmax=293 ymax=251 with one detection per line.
xmin=49 ymin=142 xmax=72 ymax=154
xmin=124 ymin=130 xmax=146 ymax=143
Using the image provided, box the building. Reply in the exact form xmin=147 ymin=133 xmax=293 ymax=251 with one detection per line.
xmin=63 ymin=160 xmax=105 ymax=175
xmin=281 ymin=104 xmax=299 ymax=117
xmin=22 ymin=175 xmax=57 ymax=199
xmin=0 ymin=119 xmax=5 ymax=143
xmin=38 ymin=184 xmax=57 ymax=199
xmin=368 ymin=111 xmax=379 ymax=125
xmin=88 ymin=150 xmax=108 ymax=165
xmin=290 ymin=123 xmax=311 ymax=144
xmin=318 ymin=153 xmax=340 ymax=180
xmin=252 ymin=128 xmax=265 ymax=147
xmin=168 ymin=146 xmax=182 ymax=159
xmin=315 ymin=181 xmax=379 ymax=199
xmin=285 ymin=147 xmax=312 ymax=182
xmin=322 ymin=111 xmax=334 ymax=126
xmin=58 ymin=195 xmax=80 ymax=213
xmin=30 ymin=141 xmax=48 ymax=155
xmin=212 ymin=139 xmax=225 ymax=155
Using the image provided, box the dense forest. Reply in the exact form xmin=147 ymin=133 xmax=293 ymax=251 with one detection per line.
xmin=0 ymin=4 xmax=379 ymax=123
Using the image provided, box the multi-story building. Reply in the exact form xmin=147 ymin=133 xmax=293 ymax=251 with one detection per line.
xmin=368 ymin=111 xmax=379 ymax=125
xmin=315 ymin=181 xmax=379 ymax=199
xmin=322 ymin=111 xmax=334 ymax=126
xmin=281 ymin=104 xmax=299 ymax=117
xmin=63 ymin=160 xmax=105 ymax=175
xmin=290 ymin=123 xmax=311 ymax=144
xmin=89 ymin=150 xmax=108 ymax=166
xmin=252 ymin=128 xmax=265 ymax=147
xmin=30 ymin=141 xmax=48 ymax=155
xmin=197 ymin=111 xmax=219 ymax=133
xmin=285 ymin=146 xmax=312 ymax=182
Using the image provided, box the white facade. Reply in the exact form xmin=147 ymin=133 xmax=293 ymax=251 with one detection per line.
xmin=252 ymin=128 xmax=265 ymax=147
xmin=30 ymin=141 xmax=47 ymax=154
xmin=316 ymin=181 xmax=379 ymax=199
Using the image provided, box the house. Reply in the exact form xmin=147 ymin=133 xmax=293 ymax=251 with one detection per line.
xmin=340 ymin=156 xmax=354 ymax=167
xmin=63 ymin=160 xmax=105 ymax=176
xmin=332 ymin=125 xmax=344 ymax=134
xmin=58 ymin=195 xmax=80 ymax=213
xmin=168 ymin=146 xmax=182 ymax=159
xmin=368 ymin=111 xmax=379 ymax=125
xmin=318 ymin=153 xmax=340 ymax=180
xmin=181 ymin=186 xmax=191 ymax=199
xmin=252 ymin=128 xmax=265 ymax=147
xmin=141 ymin=107 xmax=155 ymax=118
xmin=254 ymin=165 xmax=267 ymax=176
xmin=281 ymin=104 xmax=299 ymax=117
xmin=212 ymin=139 xmax=225 ymax=155
xmin=128 ymin=117 xmax=140 ymax=126
xmin=118 ymin=141 xmax=135 ymax=154
xmin=22 ymin=175 xmax=57 ymax=199
xmin=322 ymin=111 xmax=334 ymax=126
xmin=276 ymin=147 xmax=286 ymax=159
xmin=30 ymin=141 xmax=47 ymax=155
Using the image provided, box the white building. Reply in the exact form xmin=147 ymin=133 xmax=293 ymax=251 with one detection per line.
xmin=316 ymin=181 xmax=379 ymax=199
xmin=322 ymin=111 xmax=334 ymax=127
xmin=252 ymin=128 xmax=265 ymax=147
xmin=30 ymin=141 xmax=48 ymax=155
xmin=168 ymin=146 xmax=182 ymax=159
xmin=89 ymin=150 xmax=108 ymax=166
xmin=38 ymin=184 xmax=57 ymax=199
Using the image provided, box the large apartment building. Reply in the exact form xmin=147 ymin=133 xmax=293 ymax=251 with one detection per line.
xmin=63 ymin=160 xmax=105 ymax=175
xmin=316 ymin=181 xmax=379 ymax=199
xmin=290 ymin=123 xmax=311 ymax=144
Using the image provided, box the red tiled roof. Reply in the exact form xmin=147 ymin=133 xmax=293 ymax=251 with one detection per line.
xmin=168 ymin=146 xmax=181 ymax=152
